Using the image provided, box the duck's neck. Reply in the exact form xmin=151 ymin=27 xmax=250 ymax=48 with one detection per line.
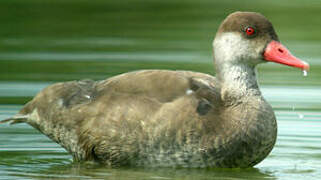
xmin=215 ymin=62 xmax=261 ymax=103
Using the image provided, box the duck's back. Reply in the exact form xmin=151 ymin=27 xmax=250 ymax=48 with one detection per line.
xmin=17 ymin=70 xmax=225 ymax=166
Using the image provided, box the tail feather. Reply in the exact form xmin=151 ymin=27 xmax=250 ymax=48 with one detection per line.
xmin=0 ymin=114 xmax=29 ymax=125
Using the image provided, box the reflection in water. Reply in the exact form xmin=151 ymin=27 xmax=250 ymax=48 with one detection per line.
xmin=2 ymin=156 xmax=276 ymax=179
xmin=52 ymin=164 xmax=275 ymax=180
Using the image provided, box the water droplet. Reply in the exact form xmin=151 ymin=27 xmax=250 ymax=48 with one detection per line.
xmin=303 ymin=70 xmax=308 ymax=77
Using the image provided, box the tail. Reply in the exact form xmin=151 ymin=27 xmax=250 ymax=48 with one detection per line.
xmin=0 ymin=114 xmax=29 ymax=125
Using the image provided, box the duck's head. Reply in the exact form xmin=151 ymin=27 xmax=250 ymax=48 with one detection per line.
xmin=213 ymin=11 xmax=309 ymax=71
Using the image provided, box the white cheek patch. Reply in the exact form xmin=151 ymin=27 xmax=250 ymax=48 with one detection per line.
xmin=213 ymin=32 xmax=263 ymax=63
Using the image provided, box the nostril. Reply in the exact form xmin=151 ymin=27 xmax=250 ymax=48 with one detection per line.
xmin=278 ymin=48 xmax=284 ymax=53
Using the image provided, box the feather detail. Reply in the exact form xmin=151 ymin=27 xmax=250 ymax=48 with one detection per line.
xmin=0 ymin=114 xmax=29 ymax=125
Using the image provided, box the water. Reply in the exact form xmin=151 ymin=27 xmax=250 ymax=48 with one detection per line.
xmin=0 ymin=0 xmax=321 ymax=179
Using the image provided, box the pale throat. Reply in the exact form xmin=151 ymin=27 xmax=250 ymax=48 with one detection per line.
xmin=217 ymin=63 xmax=260 ymax=97
xmin=213 ymin=32 xmax=262 ymax=99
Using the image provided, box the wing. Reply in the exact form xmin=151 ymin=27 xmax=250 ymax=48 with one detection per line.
xmin=95 ymin=70 xmax=219 ymax=102
xmin=7 ymin=70 xmax=222 ymax=164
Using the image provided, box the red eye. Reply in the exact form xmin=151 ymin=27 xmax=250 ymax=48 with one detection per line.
xmin=246 ymin=27 xmax=255 ymax=36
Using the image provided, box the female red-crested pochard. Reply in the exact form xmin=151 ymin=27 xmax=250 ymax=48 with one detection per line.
xmin=1 ymin=11 xmax=309 ymax=168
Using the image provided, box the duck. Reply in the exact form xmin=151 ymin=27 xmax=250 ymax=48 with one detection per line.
xmin=1 ymin=11 xmax=309 ymax=168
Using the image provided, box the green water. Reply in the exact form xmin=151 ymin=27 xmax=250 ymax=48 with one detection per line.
xmin=0 ymin=0 xmax=321 ymax=179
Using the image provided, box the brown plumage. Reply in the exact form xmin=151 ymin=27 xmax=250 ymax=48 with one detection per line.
xmin=1 ymin=11 xmax=308 ymax=168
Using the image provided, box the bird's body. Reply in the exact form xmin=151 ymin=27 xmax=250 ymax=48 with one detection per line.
xmin=14 ymin=70 xmax=276 ymax=167
xmin=1 ymin=12 xmax=308 ymax=168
